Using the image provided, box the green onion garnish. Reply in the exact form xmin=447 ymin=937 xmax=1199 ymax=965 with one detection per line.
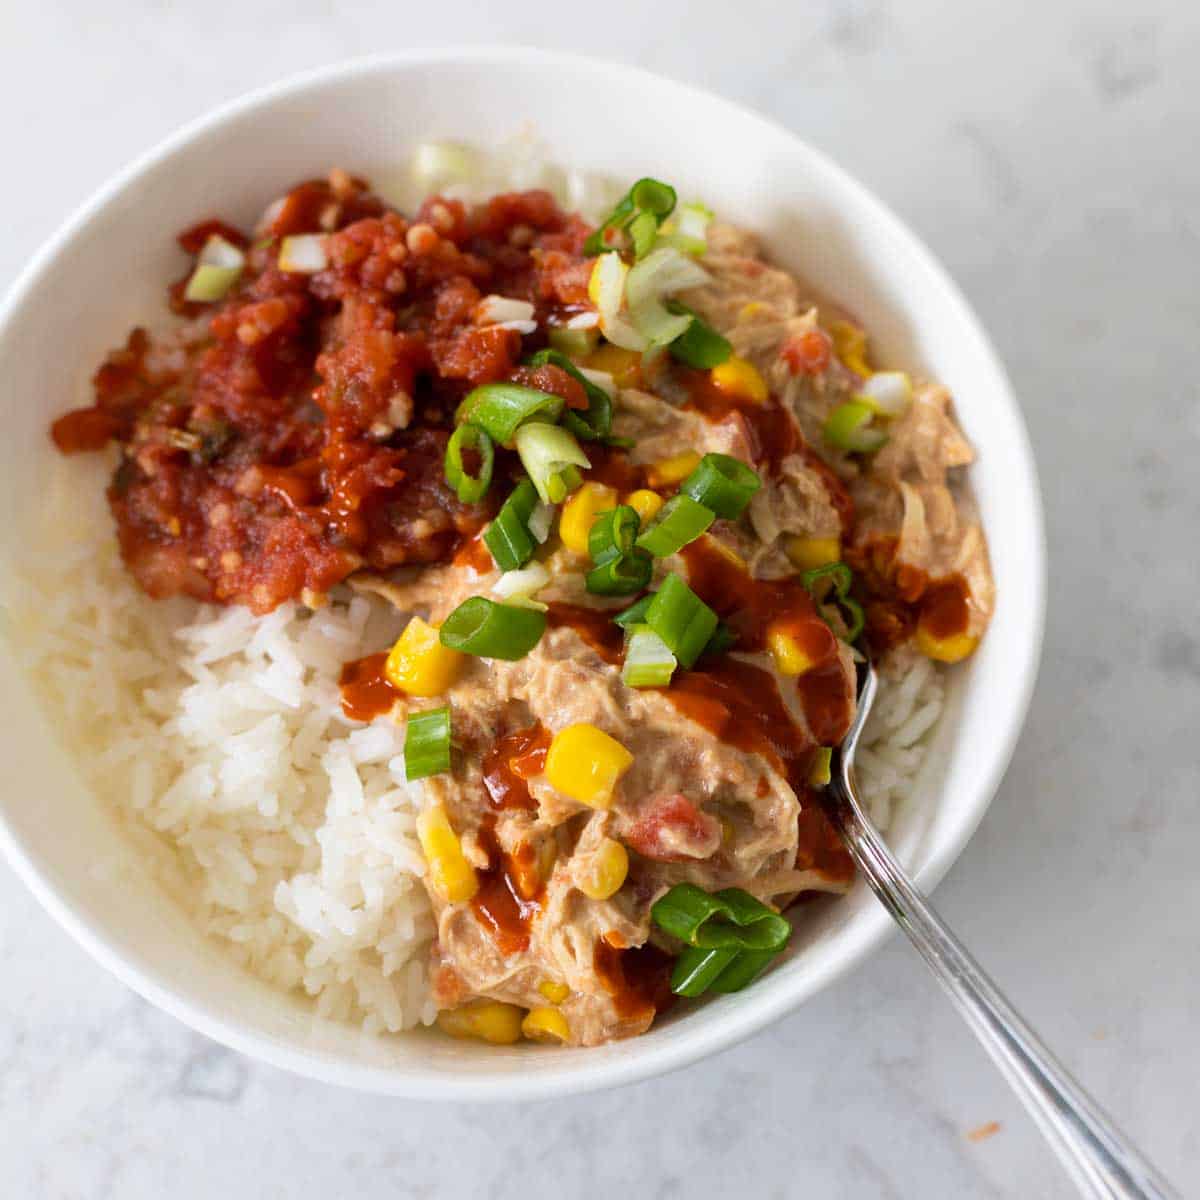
xmin=184 ymin=235 xmax=245 ymax=302
xmin=665 ymin=302 xmax=732 ymax=368
xmin=823 ymin=400 xmax=887 ymax=454
xmin=644 ymin=573 xmax=718 ymax=669
xmin=525 ymin=348 xmax=613 ymax=441
xmin=703 ymin=621 xmax=737 ymax=657
xmin=403 ymin=706 xmax=452 ymax=781
xmin=679 ymin=453 xmax=761 ymax=520
xmin=628 ymin=210 xmax=659 ymax=260
xmin=583 ymin=177 xmax=678 ymax=257
xmin=514 ymin=422 xmax=590 ymax=504
xmin=801 ymin=561 xmax=865 ymax=643
xmin=651 ymin=883 xmax=792 ymax=997
xmin=635 ymin=495 xmax=715 ymax=559
xmin=439 ymin=597 xmax=547 ymax=660
xmin=443 ymin=424 xmax=494 ymax=504
xmin=586 ymin=550 xmax=652 ymax=596
xmin=455 ymin=384 xmax=564 ymax=447
xmin=588 ymin=504 xmax=640 ymax=566
xmin=546 ymin=325 xmax=599 ymax=358
xmin=483 ymin=479 xmax=539 ymax=572
xmin=612 ymin=595 xmax=653 ymax=629
xmin=621 ymin=624 xmax=677 ymax=688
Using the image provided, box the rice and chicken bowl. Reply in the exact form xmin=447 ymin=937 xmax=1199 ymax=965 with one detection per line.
xmin=16 ymin=143 xmax=992 ymax=1047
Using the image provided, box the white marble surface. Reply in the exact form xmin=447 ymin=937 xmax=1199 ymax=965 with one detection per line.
xmin=2 ymin=2 xmax=1197 ymax=1196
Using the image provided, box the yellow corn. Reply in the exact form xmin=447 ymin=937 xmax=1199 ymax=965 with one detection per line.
xmin=623 ymin=489 xmax=664 ymax=524
xmin=710 ymin=355 xmax=768 ymax=404
xmin=586 ymin=343 xmax=642 ymax=388
xmin=416 ymin=804 xmax=479 ymax=903
xmin=830 ymin=319 xmax=871 ymax=378
xmin=559 ymin=481 xmax=619 ymax=554
xmin=522 ymin=1007 xmax=571 ymax=1044
xmin=646 ymin=451 xmax=701 ymax=488
xmin=767 ymin=628 xmax=817 ymax=677
xmin=785 ymin=536 xmax=841 ymax=573
xmin=538 ymin=979 xmax=570 ymax=1004
xmin=739 ymin=301 xmax=769 ymax=319
xmin=809 ymin=747 xmax=832 ymax=787
xmin=916 ymin=626 xmax=979 ymax=664
xmin=384 ymin=616 xmax=463 ymax=697
xmin=436 ymin=1000 xmax=524 ymax=1045
xmin=720 ymin=816 xmax=736 ymax=845
xmin=544 ymin=723 xmax=634 ymax=809
xmin=577 ymin=837 xmax=629 ymax=900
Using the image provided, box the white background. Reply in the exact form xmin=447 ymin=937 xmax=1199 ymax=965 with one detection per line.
xmin=2 ymin=2 xmax=1198 ymax=1197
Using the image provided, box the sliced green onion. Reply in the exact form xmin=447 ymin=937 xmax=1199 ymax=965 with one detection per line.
xmin=622 ymin=624 xmax=676 ymax=688
xmin=703 ymin=621 xmax=737 ymax=658
xmin=666 ymin=302 xmax=733 ymax=368
xmin=483 ymin=479 xmax=538 ymax=571
xmin=404 ymin=706 xmax=452 ymax=781
xmin=801 ymin=561 xmax=865 ymax=642
xmin=588 ymin=505 xmax=640 ymax=566
xmin=184 ymin=235 xmax=244 ymax=302
xmin=492 ymin=561 xmax=551 ymax=611
xmin=679 ymin=453 xmax=761 ymax=520
xmin=278 ymin=234 xmax=328 ymax=273
xmin=809 ymin=747 xmax=833 ymax=788
xmin=823 ymin=400 xmax=887 ymax=453
xmin=525 ymin=348 xmax=613 ymax=440
xmin=439 ymin=597 xmax=546 ymax=660
xmin=854 ymin=371 xmax=913 ymax=417
xmin=659 ymin=201 xmax=714 ymax=257
xmin=586 ymin=550 xmax=652 ymax=596
xmin=456 ymin=384 xmax=564 ymax=447
xmin=705 ymin=947 xmax=778 ymax=993
xmin=625 ymin=248 xmax=710 ymax=347
xmin=644 ymin=573 xmax=718 ymax=669
xmin=443 ymin=424 xmax=494 ymax=504
xmin=612 ymin=595 xmax=653 ymax=629
xmin=527 ymin=500 xmax=555 ymax=544
xmin=589 ymin=252 xmax=646 ymax=351
xmin=628 ymin=210 xmax=659 ymax=260
xmin=635 ymin=495 xmax=715 ymax=559
xmin=651 ymin=883 xmax=791 ymax=952
xmin=514 ymin=422 xmax=590 ymax=504
xmin=583 ymin=177 xmax=678 ymax=256
xmin=669 ymin=945 xmax=741 ymax=997
xmin=546 ymin=325 xmax=599 ymax=358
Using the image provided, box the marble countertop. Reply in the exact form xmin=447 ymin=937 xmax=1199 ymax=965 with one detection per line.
xmin=3 ymin=2 xmax=1197 ymax=1196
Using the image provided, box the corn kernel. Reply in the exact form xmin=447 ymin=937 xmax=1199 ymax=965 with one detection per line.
xmin=559 ymin=482 xmax=618 ymax=555
xmin=416 ymin=804 xmax=479 ymax=903
xmin=577 ymin=837 xmax=629 ymax=900
xmin=739 ymin=301 xmax=768 ymax=319
xmin=384 ymin=616 xmax=463 ymax=697
xmin=830 ymin=319 xmax=871 ymax=378
xmin=710 ymin=355 xmax=768 ymax=404
xmin=623 ymin=489 xmax=665 ymax=524
xmin=809 ymin=747 xmax=832 ymax=788
xmin=538 ymin=979 xmax=571 ymax=1004
xmin=767 ymin=628 xmax=817 ymax=677
xmin=786 ymin=536 xmax=841 ymax=572
xmin=719 ymin=816 xmax=736 ymax=845
xmin=437 ymin=1000 xmax=524 ymax=1044
xmin=544 ymin=723 xmax=634 ymax=809
xmin=522 ymin=1007 xmax=571 ymax=1044
xmin=915 ymin=625 xmax=980 ymax=664
xmin=586 ymin=343 xmax=642 ymax=388
xmin=646 ymin=451 xmax=702 ymax=488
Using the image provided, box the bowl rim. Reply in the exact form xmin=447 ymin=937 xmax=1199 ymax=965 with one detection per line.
xmin=0 ymin=45 xmax=1045 ymax=1100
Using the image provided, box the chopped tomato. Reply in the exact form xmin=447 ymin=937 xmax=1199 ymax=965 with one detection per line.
xmin=782 ymin=329 xmax=832 ymax=376
xmin=623 ymin=794 xmax=722 ymax=863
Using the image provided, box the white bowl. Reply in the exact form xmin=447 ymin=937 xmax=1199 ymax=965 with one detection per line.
xmin=0 ymin=48 xmax=1044 ymax=1099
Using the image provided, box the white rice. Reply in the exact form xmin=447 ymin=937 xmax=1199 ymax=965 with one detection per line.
xmin=3 ymin=140 xmax=945 ymax=1035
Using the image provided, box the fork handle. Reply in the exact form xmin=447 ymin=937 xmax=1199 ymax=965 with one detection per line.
xmin=830 ymin=801 xmax=1179 ymax=1199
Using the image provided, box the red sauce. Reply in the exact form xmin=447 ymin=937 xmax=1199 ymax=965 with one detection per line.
xmin=593 ymin=940 xmax=676 ymax=1023
xmin=338 ymin=652 xmax=399 ymax=721
xmin=546 ymin=602 xmax=626 ymax=664
xmin=681 ymin=368 xmax=797 ymax=475
xmin=919 ymin=576 xmax=971 ymax=639
xmin=482 ymin=724 xmax=551 ymax=812
xmin=795 ymin=803 xmax=855 ymax=883
xmin=453 ymin=534 xmax=495 ymax=574
xmin=471 ymin=818 xmax=541 ymax=956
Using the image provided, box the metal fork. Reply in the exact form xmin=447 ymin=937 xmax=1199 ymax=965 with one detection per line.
xmin=823 ymin=659 xmax=1179 ymax=1199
